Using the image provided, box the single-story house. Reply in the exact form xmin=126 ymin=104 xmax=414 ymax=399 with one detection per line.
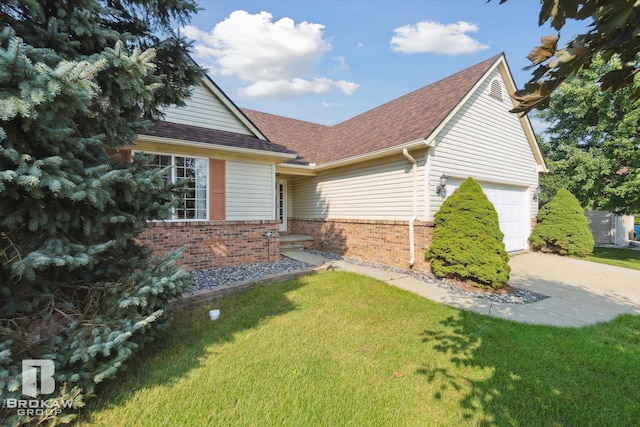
xmin=118 ymin=76 xmax=297 ymax=270
xmin=129 ymin=53 xmax=546 ymax=271
xmin=586 ymin=210 xmax=636 ymax=246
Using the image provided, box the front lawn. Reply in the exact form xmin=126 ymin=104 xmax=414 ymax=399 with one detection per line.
xmin=586 ymin=247 xmax=640 ymax=271
xmin=80 ymin=271 xmax=640 ymax=426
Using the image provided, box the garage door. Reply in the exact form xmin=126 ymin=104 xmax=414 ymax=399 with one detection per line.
xmin=447 ymin=181 xmax=529 ymax=252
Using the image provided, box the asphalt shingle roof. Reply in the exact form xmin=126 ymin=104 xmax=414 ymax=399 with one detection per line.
xmin=143 ymin=121 xmax=295 ymax=156
xmin=243 ymin=54 xmax=502 ymax=166
xmin=239 ymin=110 xmax=328 ymax=165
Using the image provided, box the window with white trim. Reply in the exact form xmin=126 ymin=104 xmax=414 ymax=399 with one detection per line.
xmin=142 ymin=153 xmax=209 ymax=220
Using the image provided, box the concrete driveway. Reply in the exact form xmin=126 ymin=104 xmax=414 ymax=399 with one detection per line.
xmin=326 ymin=251 xmax=640 ymax=327
xmin=285 ymin=249 xmax=640 ymax=327
xmin=499 ymin=251 xmax=640 ymax=326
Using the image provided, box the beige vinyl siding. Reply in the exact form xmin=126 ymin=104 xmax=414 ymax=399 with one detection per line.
xmin=587 ymin=210 xmax=637 ymax=245
xmin=286 ymin=180 xmax=294 ymax=218
xmin=226 ymin=161 xmax=275 ymax=220
xmin=429 ymin=69 xmax=539 ymax=220
xmin=162 ymin=84 xmax=253 ymax=135
xmin=586 ymin=210 xmax=613 ymax=244
xmin=292 ymin=152 xmax=426 ymax=220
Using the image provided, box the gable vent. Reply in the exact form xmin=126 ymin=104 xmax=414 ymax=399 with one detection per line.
xmin=489 ymin=79 xmax=503 ymax=101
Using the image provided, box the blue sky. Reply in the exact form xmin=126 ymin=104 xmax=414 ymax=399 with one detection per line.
xmin=182 ymin=1 xmax=590 ymax=128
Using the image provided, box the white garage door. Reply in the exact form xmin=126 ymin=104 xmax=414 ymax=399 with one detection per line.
xmin=447 ymin=181 xmax=529 ymax=252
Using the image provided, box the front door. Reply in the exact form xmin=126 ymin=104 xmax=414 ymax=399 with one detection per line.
xmin=276 ymin=179 xmax=287 ymax=232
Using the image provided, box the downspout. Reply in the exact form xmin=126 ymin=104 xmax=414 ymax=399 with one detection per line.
xmin=608 ymin=212 xmax=615 ymax=245
xmin=403 ymin=148 xmax=418 ymax=268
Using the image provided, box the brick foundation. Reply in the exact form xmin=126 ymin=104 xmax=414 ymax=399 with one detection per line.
xmin=289 ymin=218 xmax=434 ymax=271
xmin=139 ymin=220 xmax=280 ymax=271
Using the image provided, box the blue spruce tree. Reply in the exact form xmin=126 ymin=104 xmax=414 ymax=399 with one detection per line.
xmin=0 ymin=1 xmax=203 ymax=424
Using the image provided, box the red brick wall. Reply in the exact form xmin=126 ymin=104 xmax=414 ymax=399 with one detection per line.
xmin=289 ymin=218 xmax=434 ymax=272
xmin=139 ymin=220 xmax=280 ymax=271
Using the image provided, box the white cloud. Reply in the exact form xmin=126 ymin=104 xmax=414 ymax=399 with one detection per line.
xmin=335 ymin=80 xmax=359 ymax=95
xmin=332 ymin=56 xmax=350 ymax=73
xmin=181 ymin=10 xmax=358 ymax=98
xmin=390 ymin=20 xmax=489 ymax=55
xmin=239 ymin=78 xmax=359 ymax=98
xmin=240 ymin=78 xmax=333 ymax=98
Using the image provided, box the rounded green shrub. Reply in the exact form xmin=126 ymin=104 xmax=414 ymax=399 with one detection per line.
xmin=427 ymin=177 xmax=510 ymax=289
xmin=529 ymin=188 xmax=594 ymax=256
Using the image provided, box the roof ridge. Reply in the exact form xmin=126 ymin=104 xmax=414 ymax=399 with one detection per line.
xmin=242 ymin=108 xmax=331 ymax=128
xmin=243 ymin=53 xmax=504 ymax=165
xmin=332 ymin=53 xmax=503 ymax=129
xmin=312 ymin=53 xmax=502 ymax=164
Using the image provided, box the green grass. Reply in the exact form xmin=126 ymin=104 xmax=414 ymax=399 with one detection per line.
xmin=586 ymin=247 xmax=640 ymax=270
xmin=80 ymin=271 xmax=640 ymax=426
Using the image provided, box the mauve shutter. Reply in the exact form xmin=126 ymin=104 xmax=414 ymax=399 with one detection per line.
xmin=209 ymin=159 xmax=226 ymax=220
xmin=106 ymin=149 xmax=131 ymax=162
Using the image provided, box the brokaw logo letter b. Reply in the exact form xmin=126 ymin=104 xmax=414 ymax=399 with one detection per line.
xmin=22 ymin=359 xmax=55 ymax=398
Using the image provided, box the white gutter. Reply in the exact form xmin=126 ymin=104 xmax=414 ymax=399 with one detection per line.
xmin=276 ymin=138 xmax=437 ymax=176
xmin=402 ymin=148 xmax=418 ymax=268
xmin=276 ymin=162 xmax=317 ymax=176
xmin=315 ymin=138 xmax=433 ymax=171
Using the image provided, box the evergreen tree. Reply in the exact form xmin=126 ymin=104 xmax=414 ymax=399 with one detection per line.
xmin=529 ymin=189 xmax=595 ymax=257
xmin=427 ymin=177 xmax=511 ymax=289
xmin=0 ymin=1 xmax=202 ymax=424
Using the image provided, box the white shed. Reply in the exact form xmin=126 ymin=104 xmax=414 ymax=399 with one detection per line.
xmin=586 ymin=210 xmax=636 ymax=246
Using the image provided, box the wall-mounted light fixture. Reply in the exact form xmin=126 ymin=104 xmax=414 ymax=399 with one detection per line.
xmin=436 ymin=173 xmax=448 ymax=197
xmin=532 ymin=186 xmax=541 ymax=201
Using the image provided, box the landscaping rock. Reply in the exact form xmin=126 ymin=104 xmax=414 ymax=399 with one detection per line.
xmin=188 ymin=250 xmax=547 ymax=305
xmin=188 ymin=257 xmax=312 ymax=294
xmin=306 ymin=250 xmax=547 ymax=305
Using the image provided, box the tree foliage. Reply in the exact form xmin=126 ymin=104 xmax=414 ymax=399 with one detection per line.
xmin=0 ymin=1 xmax=202 ymax=424
xmin=496 ymin=0 xmax=640 ymax=115
xmin=529 ymin=189 xmax=595 ymax=256
xmin=537 ymin=55 xmax=640 ymax=215
xmin=427 ymin=178 xmax=511 ymax=290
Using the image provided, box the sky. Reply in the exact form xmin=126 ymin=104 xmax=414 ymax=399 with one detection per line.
xmin=181 ymin=0 xmax=591 ymax=130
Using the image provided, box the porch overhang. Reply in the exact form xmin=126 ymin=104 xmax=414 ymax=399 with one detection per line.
xmin=275 ymin=138 xmax=434 ymax=177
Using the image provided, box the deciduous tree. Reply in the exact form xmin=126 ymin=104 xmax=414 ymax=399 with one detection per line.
xmin=537 ymin=55 xmax=640 ymax=215
xmin=497 ymin=0 xmax=640 ymax=115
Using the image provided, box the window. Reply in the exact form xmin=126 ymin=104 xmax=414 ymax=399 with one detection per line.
xmin=142 ymin=153 xmax=209 ymax=220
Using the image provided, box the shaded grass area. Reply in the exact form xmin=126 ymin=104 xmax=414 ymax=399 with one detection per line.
xmin=80 ymin=271 xmax=640 ymax=426
xmin=586 ymin=247 xmax=640 ymax=270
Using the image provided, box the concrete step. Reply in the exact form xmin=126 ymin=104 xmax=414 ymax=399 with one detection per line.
xmin=279 ymin=234 xmax=314 ymax=254
xmin=281 ymin=250 xmax=330 ymax=267
xmin=280 ymin=234 xmax=314 ymax=244
xmin=280 ymin=242 xmax=305 ymax=252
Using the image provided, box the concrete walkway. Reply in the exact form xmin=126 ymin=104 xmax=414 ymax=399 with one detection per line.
xmin=281 ymin=250 xmax=640 ymax=327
